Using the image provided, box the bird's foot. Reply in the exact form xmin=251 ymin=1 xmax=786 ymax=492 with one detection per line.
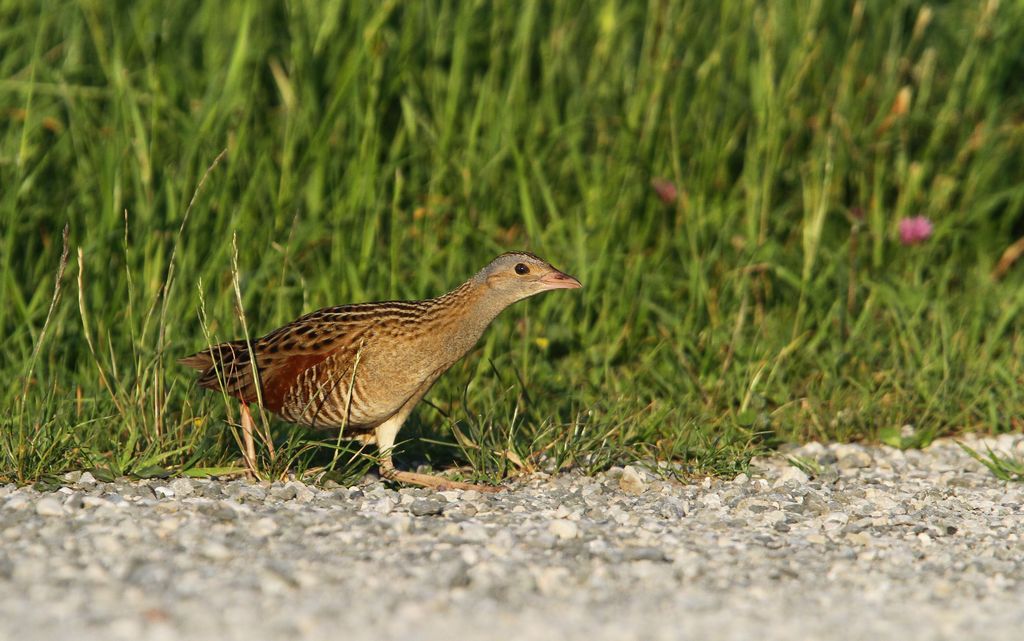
xmin=382 ymin=468 xmax=501 ymax=493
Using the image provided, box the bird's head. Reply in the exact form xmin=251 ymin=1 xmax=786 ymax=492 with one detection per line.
xmin=474 ymin=251 xmax=582 ymax=303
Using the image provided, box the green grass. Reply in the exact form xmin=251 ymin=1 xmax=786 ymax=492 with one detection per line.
xmin=3 ymin=1 xmax=1024 ymax=485
xmin=958 ymin=442 xmax=1024 ymax=482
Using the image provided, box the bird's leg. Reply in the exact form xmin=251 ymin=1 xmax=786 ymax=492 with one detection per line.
xmin=374 ymin=417 xmax=500 ymax=493
xmin=239 ymin=402 xmax=258 ymax=476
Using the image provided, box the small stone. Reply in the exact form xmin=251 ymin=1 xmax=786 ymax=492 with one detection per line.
xmin=199 ymin=483 xmax=223 ymax=499
xmin=200 ymin=542 xmax=232 ymax=560
xmin=773 ymin=466 xmax=809 ymax=487
xmin=622 ymin=547 xmax=669 ymax=562
xmin=153 ymin=486 xmax=175 ymax=499
xmin=169 ymin=478 xmax=194 ymax=498
xmin=271 ymin=483 xmax=297 ymax=500
xmin=823 ymin=512 xmax=850 ymax=532
xmin=409 ymin=498 xmax=445 ymax=517
xmin=847 ymin=531 xmax=872 ymax=546
xmin=450 ymin=502 xmax=478 ymax=519
xmin=250 ymin=517 xmax=278 ymax=537
xmin=548 ymin=519 xmax=579 ymax=540
xmin=532 ymin=566 xmax=571 ymax=596
xmin=77 ymin=471 xmax=97 ymax=489
xmin=35 ymin=497 xmax=64 ymax=516
xmin=289 ymin=481 xmax=315 ymax=503
xmin=3 ymin=495 xmax=31 ymax=511
xmin=389 ymin=515 xmax=412 ymax=534
xmin=234 ymin=485 xmax=266 ymax=502
xmin=154 ymin=501 xmax=180 ymax=515
xmin=104 ymin=494 xmax=129 ymax=508
xmin=64 ymin=492 xmax=85 ymax=511
xmin=460 ymin=523 xmax=489 ymax=542
xmin=932 ymin=580 xmax=955 ymax=600
xmin=81 ymin=496 xmax=112 ymax=509
xmin=619 ymin=466 xmax=647 ymax=495
xmin=366 ymin=497 xmax=394 ymax=515
xmin=835 ymin=445 xmax=872 ymax=469
xmin=200 ymin=502 xmax=239 ymax=521
xmin=699 ymin=493 xmax=723 ymax=510
xmin=791 ymin=492 xmax=828 ymax=516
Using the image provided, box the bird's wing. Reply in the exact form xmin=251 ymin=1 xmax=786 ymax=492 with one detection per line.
xmin=180 ymin=307 xmax=372 ymax=410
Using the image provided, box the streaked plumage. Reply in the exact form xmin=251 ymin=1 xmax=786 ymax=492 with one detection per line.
xmin=181 ymin=252 xmax=582 ymax=490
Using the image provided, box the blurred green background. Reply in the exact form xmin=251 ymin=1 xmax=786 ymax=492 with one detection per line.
xmin=3 ymin=0 xmax=1024 ymax=483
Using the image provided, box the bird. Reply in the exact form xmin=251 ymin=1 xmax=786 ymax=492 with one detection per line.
xmin=180 ymin=251 xmax=582 ymax=491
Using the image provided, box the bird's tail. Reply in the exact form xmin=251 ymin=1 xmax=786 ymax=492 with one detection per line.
xmin=178 ymin=340 xmax=260 ymax=402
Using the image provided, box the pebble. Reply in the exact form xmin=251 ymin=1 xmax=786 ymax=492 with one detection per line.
xmin=153 ymin=486 xmax=175 ymax=499
xmin=64 ymin=492 xmax=85 ymax=510
xmin=0 ymin=434 xmax=1021 ymax=641
xmin=169 ymin=478 xmax=194 ymax=497
xmin=200 ymin=541 xmax=232 ymax=561
xmin=409 ymin=498 xmax=446 ymax=517
xmin=773 ymin=466 xmax=809 ymax=487
xmin=3 ymin=495 xmax=30 ymax=511
xmin=81 ymin=495 xmax=111 ymax=509
xmin=34 ymin=497 xmax=64 ymax=516
xmin=270 ymin=483 xmax=296 ymax=500
xmin=288 ymin=481 xmax=315 ymax=503
xmin=822 ymin=512 xmax=850 ymax=532
xmin=77 ymin=471 xmax=97 ymax=489
xmin=548 ymin=519 xmax=580 ymax=540
xmin=835 ymin=444 xmax=873 ymax=469
xmin=250 ymin=517 xmax=279 ymax=537
xmin=847 ymin=531 xmax=872 ymax=546
xmin=619 ymin=466 xmax=647 ymax=494
xmin=366 ymin=497 xmax=395 ymax=515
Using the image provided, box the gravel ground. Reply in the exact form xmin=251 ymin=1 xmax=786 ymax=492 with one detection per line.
xmin=2 ymin=434 xmax=1023 ymax=641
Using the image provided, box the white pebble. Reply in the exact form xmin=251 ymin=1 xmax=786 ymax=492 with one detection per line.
xmin=3 ymin=495 xmax=31 ymax=511
xmin=773 ymin=466 xmax=810 ymax=487
xmin=35 ymin=497 xmax=64 ymax=516
xmin=619 ymin=466 xmax=647 ymax=495
xmin=548 ymin=519 xmax=579 ymax=540
xmin=250 ymin=517 xmax=278 ymax=537
xmin=169 ymin=478 xmax=194 ymax=497
xmin=153 ymin=486 xmax=175 ymax=499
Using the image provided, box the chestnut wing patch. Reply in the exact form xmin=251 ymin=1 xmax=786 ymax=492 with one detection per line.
xmin=182 ymin=316 xmax=365 ymax=412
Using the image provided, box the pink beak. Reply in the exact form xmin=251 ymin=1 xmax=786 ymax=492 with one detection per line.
xmin=539 ymin=270 xmax=583 ymax=290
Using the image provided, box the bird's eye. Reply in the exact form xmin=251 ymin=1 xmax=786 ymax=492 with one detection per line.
xmin=514 ymin=263 xmax=530 ymax=275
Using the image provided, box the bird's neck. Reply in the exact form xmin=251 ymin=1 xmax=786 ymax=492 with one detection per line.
xmin=426 ymin=278 xmax=517 ymax=360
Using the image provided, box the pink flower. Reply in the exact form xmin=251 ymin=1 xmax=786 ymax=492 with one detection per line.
xmin=898 ymin=216 xmax=933 ymax=246
xmin=651 ymin=178 xmax=678 ymax=205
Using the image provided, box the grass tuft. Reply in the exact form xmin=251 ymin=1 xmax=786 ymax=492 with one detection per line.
xmin=2 ymin=1 xmax=1024 ymax=484
xmin=958 ymin=442 xmax=1024 ymax=483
